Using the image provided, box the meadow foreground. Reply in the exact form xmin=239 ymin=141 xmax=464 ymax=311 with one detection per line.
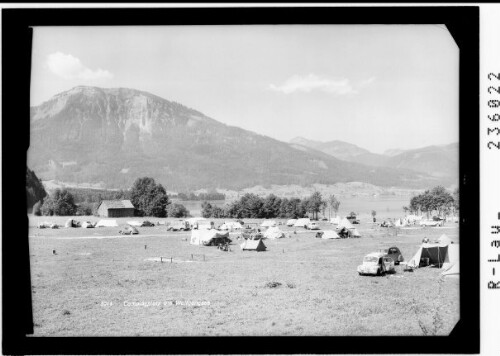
xmin=28 ymin=216 xmax=459 ymax=336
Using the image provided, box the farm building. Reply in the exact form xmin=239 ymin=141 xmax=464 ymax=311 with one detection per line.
xmin=97 ymin=200 xmax=135 ymax=217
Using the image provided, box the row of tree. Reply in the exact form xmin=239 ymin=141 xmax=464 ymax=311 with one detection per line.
xmin=404 ymin=186 xmax=459 ymax=218
xmin=201 ymin=192 xmax=341 ymax=219
xmin=32 ymin=177 xmax=190 ymax=218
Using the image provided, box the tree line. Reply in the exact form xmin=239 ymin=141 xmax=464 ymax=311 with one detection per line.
xmin=31 ymin=176 xmax=190 ymax=218
xmin=201 ymin=192 xmax=341 ymax=220
xmin=404 ymin=186 xmax=459 ymax=218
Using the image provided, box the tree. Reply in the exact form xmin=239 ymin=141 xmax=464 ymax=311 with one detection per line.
xmin=201 ymin=201 xmax=213 ymax=218
xmin=328 ymin=194 xmax=341 ymax=218
xmin=76 ymin=203 xmax=93 ymax=216
xmin=33 ymin=201 xmax=42 ymax=216
xmin=305 ymin=192 xmax=326 ymax=220
xmin=453 ymin=188 xmax=459 ymax=212
xmin=167 ymin=203 xmax=190 ymax=218
xmin=261 ymin=194 xmax=282 ymax=218
xmin=41 ymin=189 xmax=77 ymax=216
xmin=130 ymin=177 xmax=170 ymax=217
xmin=26 ymin=167 xmax=47 ymax=212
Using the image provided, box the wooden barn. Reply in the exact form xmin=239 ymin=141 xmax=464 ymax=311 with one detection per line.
xmin=97 ymin=200 xmax=135 ymax=217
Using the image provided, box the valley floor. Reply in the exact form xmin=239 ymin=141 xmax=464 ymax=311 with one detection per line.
xmin=28 ymin=216 xmax=460 ymax=337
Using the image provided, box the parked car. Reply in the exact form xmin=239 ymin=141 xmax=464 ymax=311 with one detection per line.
xmin=357 ymin=252 xmax=395 ymax=276
xmin=381 ymin=246 xmax=404 ymax=265
xmin=305 ymin=221 xmax=321 ymax=230
xmin=346 ymin=212 xmax=360 ymax=224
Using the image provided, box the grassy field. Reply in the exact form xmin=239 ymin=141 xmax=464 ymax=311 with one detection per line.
xmin=28 ymin=215 xmax=459 ymax=336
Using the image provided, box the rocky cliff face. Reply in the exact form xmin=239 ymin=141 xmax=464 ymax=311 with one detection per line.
xmin=29 ymin=86 xmax=442 ymax=190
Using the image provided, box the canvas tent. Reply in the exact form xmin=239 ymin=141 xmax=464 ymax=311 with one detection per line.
xmin=407 ymin=242 xmax=459 ymax=269
xmin=240 ymin=239 xmax=266 ymax=251
xmin=263 ymin=226 xmax=285 ymax=239
xmin=65 ymin=219 xmax=81 ymax=228
xmin=95 ymin=219 xmax=119 ymax=227
xmin=294 ymin=218 xmax=311 ymax=227
xmin=219 ymin=221 xmax=243 ymax=231
xmin=81 ymin=221 xmax=95 ymax=228
xmin=320 ymin=230 xmax=340 ymax=239
xmin=337 ymin=218 xmax=354 ymax=230
xmin=437 ymin=234 xmax=452 ymax=245
xmin=190 ymin=229 xmax=230 ymax=246
xmin=261 ymin=220 xmax=277 ymax=228
xmin=127 ymin=220 xmax=149 ymax=227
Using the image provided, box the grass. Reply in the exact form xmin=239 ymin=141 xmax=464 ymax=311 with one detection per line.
xmin=28 ymin=215 xmax=460 ymax=336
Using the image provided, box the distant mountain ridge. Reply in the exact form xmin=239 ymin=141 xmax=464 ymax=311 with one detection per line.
xmin=289 ymin=137 xmax=458 ymax=179
xmin=29 ymin=86 xmax=450 ymax=190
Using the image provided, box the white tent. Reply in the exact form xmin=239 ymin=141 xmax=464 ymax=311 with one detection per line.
xmin=81 ymin=221 xmax=94 ymax=228
xmin=394 ymin=218 xmax=406 ymax=227
xmin=442 ymin=261 xmax=460 ymax=276
xmin=330 ymin=216 xmax=342 ymax=225
xmin=321 ymin=230 xmax=340 ymax=239
xmin=294 ymin=218 xmax=311 ymax=227
xmin=261 ymin=220 xmax=277 ymax=228
xmin=190 ymin=229 xmax=218 ymax=245
xmin=407 ymin=242 xmax=458 ymax=269
xmin=219 ymin=221 xmax=243 ymax=231
xmin=337 ymin=217 xmax=354 ymax=230
xmin=95 ymin=219 xmax=118 ymax=227
xmin=263 ymin=226 xmax=285 ymax=239
xmin=286 ymin=219 xmax=297 ymax=226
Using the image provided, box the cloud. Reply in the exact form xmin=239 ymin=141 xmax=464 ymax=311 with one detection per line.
xmin=46 ymin=52 xmax=113 ymax=81
xmin=269 ymin=74 xmax=376 ymax=95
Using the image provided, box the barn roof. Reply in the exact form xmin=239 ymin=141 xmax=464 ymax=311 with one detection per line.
xmin=100 ymin=200 xmax=135 ymax=209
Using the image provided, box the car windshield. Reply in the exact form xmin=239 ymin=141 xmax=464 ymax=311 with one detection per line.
xmin=363 ymin=256 xmax=379 ymax=263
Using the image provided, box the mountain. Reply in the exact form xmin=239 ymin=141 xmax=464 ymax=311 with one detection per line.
xmin=29 ymin=86 xmax=442 ymax=190
xmin=290 ymin=137 xmax=389 ymax=167
xmin=290 ymin=137 xmax=458 ymax=180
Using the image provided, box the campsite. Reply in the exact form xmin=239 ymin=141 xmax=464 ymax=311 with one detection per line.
xmin=29 ymin=214 xmax=459 ymax=336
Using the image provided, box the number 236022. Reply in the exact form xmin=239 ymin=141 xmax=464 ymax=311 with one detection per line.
xmin=488 ymin=73 xmax=500 ymax=150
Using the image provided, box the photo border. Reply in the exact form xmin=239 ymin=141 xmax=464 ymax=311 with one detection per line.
xmin=2 ymin=6 xmax=479 ymax=354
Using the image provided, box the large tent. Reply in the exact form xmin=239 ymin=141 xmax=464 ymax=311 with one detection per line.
xmin=407 ymin=240 xmax=459 ymax=269
xmin=240 ymin=239 xmax=266 ymax=251
xmin=263 ymin=226 xmax=285 ymax=239
xmin=337 ymin=218 xmax=354 ymax=230
xmin=294 ymin=218 xmax=311 ymax=227
xmin=190 ymin=229 xmax=229 ymax=246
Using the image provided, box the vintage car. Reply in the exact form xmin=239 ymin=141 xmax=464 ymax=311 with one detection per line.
xmin=241 ymin=223 xmax=263 ymax=240
xmin=305 ymin=221 xmax=321 ymax=230
xmin=381 ymin=246 xmax=404 ymax=265
xmin=119 ymin=226 xmax=139 ymax=235
xmin=357 ymin=252 xmax=395 ymax=276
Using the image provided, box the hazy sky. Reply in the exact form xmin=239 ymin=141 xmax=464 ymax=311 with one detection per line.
xmin=31 ymin=25 xmax=458 ymax=154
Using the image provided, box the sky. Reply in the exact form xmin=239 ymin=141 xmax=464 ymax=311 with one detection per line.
xmin=31 ymin=25 xmax=458 ymax=154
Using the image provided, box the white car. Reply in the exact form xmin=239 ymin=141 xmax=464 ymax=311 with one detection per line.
xmin=286 ymin=219 xmax=297 ymax=227
xmin=357 ymin=252 xmax=395 ymax=276
xmin=306 ymin=221 xmax=321 ymax=230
